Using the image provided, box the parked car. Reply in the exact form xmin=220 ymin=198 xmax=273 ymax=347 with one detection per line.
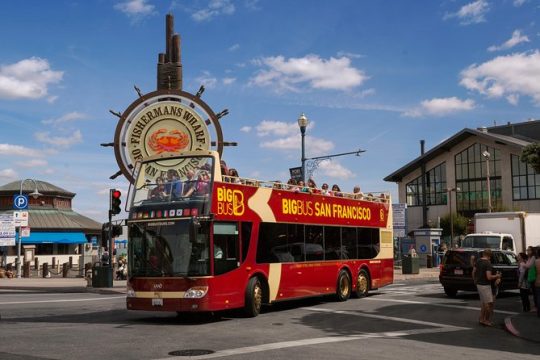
xmin=439 ymin=248 xmax=519 ymax=297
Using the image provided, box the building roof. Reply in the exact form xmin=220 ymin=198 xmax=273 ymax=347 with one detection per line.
xmin=0 ymin=208 xmax=101 ymax=233
xmin=0 ymin=179 xmax=75 ymax=198
xmin=384 ymin=127 xmax=533 ymax=183
xmin=487 ymin=119 xmax=540 ymax=142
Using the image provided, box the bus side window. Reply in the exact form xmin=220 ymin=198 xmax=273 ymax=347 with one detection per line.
xmin=241 ymin=222 xmax=252 ymax=262
xmin=341 ymin=227 xmax=357 ymax=260
xmin=324 ymin=226 xmax=341 ymax=260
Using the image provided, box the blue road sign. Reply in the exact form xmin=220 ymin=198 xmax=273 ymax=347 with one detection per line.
xmin=13 ymin=195 xmax=29 ymax=210
xmin=419 ymin=244 xmax=427 ymax=253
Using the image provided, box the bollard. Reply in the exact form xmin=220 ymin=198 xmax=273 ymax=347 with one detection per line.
xmin=69 ymin=256 xmax=73 ymax=269
xmin=62 ymin=263 xmax=69 ymax=278
xmin=34 ymin=257 xmax=39 ymax=271
xmin=43 ymin=263 xmax=49 ymax=278
xmin=52 ymin=257 xmax=56 ymax=268
xmin=23 ymin=261 xmax=31 ymax=278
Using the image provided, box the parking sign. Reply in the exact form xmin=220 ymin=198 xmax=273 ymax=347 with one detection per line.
xmin=13 ymin=194 xmax=29 ymax=210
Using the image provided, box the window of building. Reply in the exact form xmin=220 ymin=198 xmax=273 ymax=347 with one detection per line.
xmin=511 ymin=154 xmax=540 ymax=200
xmin=405 ymin=163 xmax=447 ymax=206
xmin=455 ymin=143 xmax=501 ymax=214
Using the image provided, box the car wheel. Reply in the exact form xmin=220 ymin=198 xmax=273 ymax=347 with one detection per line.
xmin=444 ymin=287 xmax=458 ymax=297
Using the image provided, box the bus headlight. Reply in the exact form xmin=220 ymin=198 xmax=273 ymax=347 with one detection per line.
xmin=184 ymin=286 xmax=208 ymax=299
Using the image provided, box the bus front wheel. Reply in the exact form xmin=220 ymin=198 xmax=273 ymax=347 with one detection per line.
xmin=244 ymin=277 xmax=263 ymax=317
xmin=335 ymin=270 xmax=351 ymax=302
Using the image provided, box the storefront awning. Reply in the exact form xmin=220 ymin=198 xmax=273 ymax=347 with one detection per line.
xmin=21 ymin=232 xmax=87 ymax=245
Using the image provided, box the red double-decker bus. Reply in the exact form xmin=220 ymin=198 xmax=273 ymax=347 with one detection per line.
xmin=126 ymin=151 xmax=393 ymax=316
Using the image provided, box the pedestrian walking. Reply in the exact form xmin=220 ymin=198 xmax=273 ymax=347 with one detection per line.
xmin=524 ymin=246 xmax=537 ymax=311
xmin=472 ymin=248 xmax=501 ymax=326
xmin=534 ymin=248 xmax=540 ymax=317
xmin=517 ymin=252 xmax=531 ymax=312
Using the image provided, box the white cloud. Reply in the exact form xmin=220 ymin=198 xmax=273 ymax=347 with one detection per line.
xmin=35 ymin=130 xmax=82 ymax=148
xmin=42 ymin=111 xmax=88 ymax=126
xmin=240 ymin=126 xmax=252 ymax=133
xmin=317 ymin=160 xmax=354 ymax=180
xmin=114 ymin=0 xmax=155 ymax=17
xmin=0 ymin=168 xmax=17 ymax=180
xmin=444 ymin=0 xmax=489 ymax=25
xmin=460 ymin=50 xmax=540 ymax=105
xmin=222 ymin=77 xmax=236 ymax=85
xmin=0 ymin=57 xmax=63 ymax=100
xmin=228 ymin=43 xmax=240 ymax=52
xmin=513 ymin=0 xmax=527 ymax=6
xmin=256 ymin=120 xmax=334 ymax=157
xmin=404 ymin=97 xmax=476 ymax=117
xmin=250 ymin=54 xmax=368 ymax=92
xmin=192 ymin=0 xmax=235 ymax=22
xmin=336 ymin=51 xmax=365 ymax=59
xmin=487 ymin=30 xmax=529 ymax=52
xmin=244 ymin=0 xmax=261 ymax=11
xmin=19 ymin=159 xmax=48 ymax=168
xmin=0 ymin=144 xmax=44 ymax=157
xmin=256 ymin=120 xmax=300 ymax=137
xmin=195 ymin=71 xmax=218 ymax=89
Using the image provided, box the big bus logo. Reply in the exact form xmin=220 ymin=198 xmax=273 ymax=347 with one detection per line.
xmin=216 ymin=187 xmax=245 ymax=216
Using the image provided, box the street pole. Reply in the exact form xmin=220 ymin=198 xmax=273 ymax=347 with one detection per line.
xmin=482 ymin=151 xmax=492 ymax=213
xmin=449 ymin=189 xmax=454 ymax=246
xmin=16 ymin=179 xmax=41 ymax=279
xmin=298 ymin=113 xmax=308 ymax=183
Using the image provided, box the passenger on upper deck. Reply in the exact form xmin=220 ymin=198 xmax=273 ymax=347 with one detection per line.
xmin=287 ymin=179 xmax=300 ymax=192
xmin=228 ymin=168 xmax=242 ymax=184
xmin=298 ymin=180 xmax=310 ymax=193
xmin=332 ymin=184 xmax=343 ymax=197
xmin=352 ymin=185 xmax=363 ymax=199
xmin=149 ymin=176 xmax=168 ymax=200
xmin=165 ymin=169 xmax=183 ymax=199
xmin=321 ymin=183 xmax=331 ymax=196
xmin=183 ymin=170 xmax=197 ymax=196
xmin=307 ymin=178 xmax=320 ymax=194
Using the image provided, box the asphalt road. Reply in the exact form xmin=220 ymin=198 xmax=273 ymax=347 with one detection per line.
xmin=1 ymin=280 xmax=539 ymax=360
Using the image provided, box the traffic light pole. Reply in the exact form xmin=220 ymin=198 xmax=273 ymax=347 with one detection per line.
xmin=108 ymin=210 xmax=113 ymax=269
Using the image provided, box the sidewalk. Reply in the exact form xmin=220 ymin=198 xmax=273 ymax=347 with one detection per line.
xmin=394 ymin=267 xmax=440 ymax=281
xmin=0 ymin=277 xmax=127 ymax=294
xmin=505 ymin=312 xmax=540 ymax=343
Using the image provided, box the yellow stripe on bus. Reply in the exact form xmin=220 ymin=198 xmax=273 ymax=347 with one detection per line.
xmin=134 ymin=291 xmax=186 ymax=298
xmin=268 ymin=263 xmax=282 ymax=302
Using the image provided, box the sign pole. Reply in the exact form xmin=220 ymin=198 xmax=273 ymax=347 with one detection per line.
xmin=16 ymin=224 xmax=21 ymax=278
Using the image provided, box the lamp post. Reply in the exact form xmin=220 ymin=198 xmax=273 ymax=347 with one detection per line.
xmin=297 ymin=113 xmax=309 ymax=183
xmin=447 ymin=187 xmax=460 ymax=246
xmin=16 ymin=179 xmax=42 ymax=278
xmin=482 ymin=151 xmax=492 ymax=213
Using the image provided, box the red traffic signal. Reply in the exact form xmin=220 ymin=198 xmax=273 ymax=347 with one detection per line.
xmin=110 ymin=189 xmax=122 ymax=215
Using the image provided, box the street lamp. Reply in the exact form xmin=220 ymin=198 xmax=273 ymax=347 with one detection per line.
xmin=482 ymin=150 xmax=492 ymax=213
xmin=447 ymin=187 xmax=460 ymax=246
xmin=297 ymin=113 xmax=309 ymax=183
xmin=16 ymin=179 xmax=42 ymax=278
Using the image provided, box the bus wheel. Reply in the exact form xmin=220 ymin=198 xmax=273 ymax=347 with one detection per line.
xmin=244 ymin=277 xmax=263 ymax=317
xmin=354 ymin=269 xmax=369 ymax=298
xmin=335 ymin=270 xmax=351 ymax=302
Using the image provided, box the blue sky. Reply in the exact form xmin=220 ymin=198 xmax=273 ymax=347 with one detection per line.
xmin=0 ymin=0 xmax=539 ymax=221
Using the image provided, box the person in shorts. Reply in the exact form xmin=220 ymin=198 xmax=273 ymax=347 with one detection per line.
xmin=473 ymin=248 xmax=501 ymax=326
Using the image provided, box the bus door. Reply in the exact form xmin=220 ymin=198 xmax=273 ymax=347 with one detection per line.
xmin=212 ymin=222 xmax=241 ymax=276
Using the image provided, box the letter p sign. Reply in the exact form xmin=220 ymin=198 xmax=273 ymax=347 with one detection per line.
xmin=13 ymin=194 xmax=29 ymax=210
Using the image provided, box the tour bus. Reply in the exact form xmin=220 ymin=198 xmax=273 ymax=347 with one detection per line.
xmin=126 ymin=151 xmax=393 ymax=316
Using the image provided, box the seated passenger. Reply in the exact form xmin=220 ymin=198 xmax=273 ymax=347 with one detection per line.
xmin=332 ymin=184 xmax=343 ymax=197
xmin=321 ymin=183 xmax=331 ymax=196
xmin=228 ymin=168 xmax=242 ymax=184
xmin=352 ymin=185 xmax=363 ymax=199
xmin=307 ymin=178 xmax=320 ymax=194
xmin=165 ymin=169 xmax=183 ymax=199
xmin=182 ymin=170 xmax=197 ymax=197
xmin=298 ymin=180 xmax=310 ymax=193
xmin=194 ymin=170 xmax=211 ymax=196
xmin=287 ymin=179 xmax=300 ymax=192
xmin=149 ymin=177 xmax=167 ymax=200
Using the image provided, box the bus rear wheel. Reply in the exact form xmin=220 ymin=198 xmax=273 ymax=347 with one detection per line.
xmin=244 ymin=277 xmax=263 ymax=317
xmin=335 ymin=270 xmax=351 ymax=302
xmin=353 ymin=269 xmax=370 ymax=298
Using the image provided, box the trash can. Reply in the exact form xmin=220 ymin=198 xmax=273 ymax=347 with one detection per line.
xmin=402 ymin=255 xmax=420 ymax=274
xmin=92 ymin=265 xmax=113 ymax=288
xmin=426 ymin=254 xmax=433 ymax=268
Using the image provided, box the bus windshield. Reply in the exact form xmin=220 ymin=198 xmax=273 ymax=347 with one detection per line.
xmin=461 ymin=235 xmax=501 ymax=249
xmin=131 ymin=155 xmax=214 ymax=216
xmin=128 ymin=220 xmax=211 ymax=277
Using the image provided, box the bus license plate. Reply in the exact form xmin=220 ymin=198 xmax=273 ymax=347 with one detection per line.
xmin=152 ymin=298 xmax=163 ymax=306
xmin=454 ymin=269 xmax=463 ymax=275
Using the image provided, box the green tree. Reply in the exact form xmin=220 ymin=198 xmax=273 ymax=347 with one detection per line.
xmin=440 ymin=213 xmax=470 ymax=238
xmin=521 ymin=143 xmax=540 ymax=173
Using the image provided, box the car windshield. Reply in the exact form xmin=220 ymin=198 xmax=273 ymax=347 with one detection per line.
xmin=461 ymin=236 xmax=500 ymax=249
xmin=128 ymin=220 xmax=211 ymax=277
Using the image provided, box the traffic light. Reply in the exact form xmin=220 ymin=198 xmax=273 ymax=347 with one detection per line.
xmin=110 ymin=189 xmax=122 ymax=215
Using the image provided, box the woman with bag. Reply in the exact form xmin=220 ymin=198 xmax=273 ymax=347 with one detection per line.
xmin=517 ymin=253 xmax=531 ymax=312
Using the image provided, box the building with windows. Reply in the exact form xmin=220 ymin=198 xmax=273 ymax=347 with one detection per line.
xmin=384 ymin=120 xmax=540 ymax=234
xmin=0 ymin=180 xmax=101 ymax=268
